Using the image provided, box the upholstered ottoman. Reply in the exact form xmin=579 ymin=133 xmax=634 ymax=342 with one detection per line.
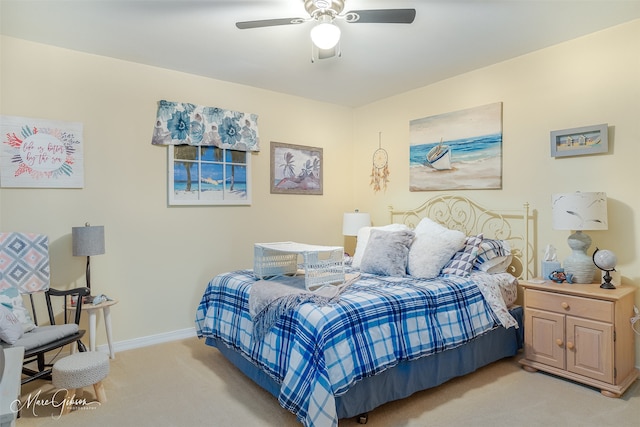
xmin=52 ymin=352 xmax=109 ymax=414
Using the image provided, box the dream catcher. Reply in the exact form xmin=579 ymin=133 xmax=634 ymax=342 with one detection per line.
xmin=370 ymin=132 xmax=390 ymax=192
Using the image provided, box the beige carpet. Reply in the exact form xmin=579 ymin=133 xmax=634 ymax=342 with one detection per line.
xmin=15 ymin=337 xmax=640 ymax=426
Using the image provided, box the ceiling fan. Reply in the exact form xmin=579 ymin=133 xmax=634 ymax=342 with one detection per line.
xmin=236 ymin=0 xmax=416 ymax=60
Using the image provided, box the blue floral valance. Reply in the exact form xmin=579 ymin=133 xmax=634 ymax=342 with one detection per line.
xmin=151 ymin=100 xmax=260 ymax=152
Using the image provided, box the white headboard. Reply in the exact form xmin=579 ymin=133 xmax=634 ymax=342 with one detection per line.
xmin=389 ymin=195 xmax=535 ymax=279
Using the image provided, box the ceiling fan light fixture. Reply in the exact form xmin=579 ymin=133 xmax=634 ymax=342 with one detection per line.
xmin=310 ymin=21 xmax=341 ymax=49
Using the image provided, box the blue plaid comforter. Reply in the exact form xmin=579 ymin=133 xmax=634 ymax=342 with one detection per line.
xmin=195 ymin=269 xmax=503 ymax=427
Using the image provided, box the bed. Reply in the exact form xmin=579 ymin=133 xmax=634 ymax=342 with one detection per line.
xmin=196 ymin=195 xmax=535 ymax=426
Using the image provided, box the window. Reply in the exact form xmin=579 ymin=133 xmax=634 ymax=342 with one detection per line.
xmin=168 ymin=145 xmax=251 ymax=205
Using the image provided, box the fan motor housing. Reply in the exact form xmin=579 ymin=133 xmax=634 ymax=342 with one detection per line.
xmin=305 ymin=0 xmax=345 ymax=19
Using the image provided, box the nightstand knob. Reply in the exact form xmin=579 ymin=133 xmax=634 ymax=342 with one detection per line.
xmin=556 ymin=338 xmax=563 ymax=347
xmin=561 ymin=302 xmax=569 ymax=309
xmin=567 ymin=342 xmax=575 ymax=350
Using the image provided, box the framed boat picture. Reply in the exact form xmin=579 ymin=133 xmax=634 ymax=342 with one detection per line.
xmin=409 ymin=102 xmax=503 ymax=191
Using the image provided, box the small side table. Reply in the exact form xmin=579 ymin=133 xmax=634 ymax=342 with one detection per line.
xmin=67 ymin=299 xmax=119 ymax=359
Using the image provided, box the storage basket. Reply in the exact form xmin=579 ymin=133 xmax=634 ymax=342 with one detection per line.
xmin=254 ymin=242 xmax=345 ymax=290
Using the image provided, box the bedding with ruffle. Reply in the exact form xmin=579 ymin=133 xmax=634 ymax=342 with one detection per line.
xmin=195 ymin=268 xmax=517 ymax=427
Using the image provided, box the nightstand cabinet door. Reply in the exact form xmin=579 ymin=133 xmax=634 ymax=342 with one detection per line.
xmin=566 ymin=317 xmax=613 ymax=383
xmin=525 ymin=308 xmax=565 ymax=369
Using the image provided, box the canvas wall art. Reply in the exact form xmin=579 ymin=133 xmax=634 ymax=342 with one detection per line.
xmin=0 ymin=115 xmax=83 ymax=188
xmin=409 ymin=102 xmax=503 ymax=191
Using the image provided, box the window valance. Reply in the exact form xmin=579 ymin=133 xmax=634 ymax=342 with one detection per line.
xmin=151 ymin=100 xmax=260 ymax=152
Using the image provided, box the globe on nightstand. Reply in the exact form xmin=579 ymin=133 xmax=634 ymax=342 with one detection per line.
xmin=592 ymin=248 xmax=617 ymax=289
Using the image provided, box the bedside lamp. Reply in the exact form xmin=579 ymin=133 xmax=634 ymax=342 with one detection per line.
xmin=72 ymin=223 xmax=105 ymax=302
xmin=343 ymin=210 xmax=370 ymax=257
xmin=552 ymin=192 xmax=607 ymax=283
xmin=342 ymin=210 xmax=371 ymax=237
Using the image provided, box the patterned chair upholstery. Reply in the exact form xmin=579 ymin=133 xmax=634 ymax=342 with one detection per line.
xmin=0 ymin=232 xmax=90 ymax=384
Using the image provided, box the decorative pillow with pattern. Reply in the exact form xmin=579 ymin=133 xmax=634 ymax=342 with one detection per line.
xmin=360 ymin=229 xmax=415 ymax=277
xmin=0 ymin=285 xmax=36 ymax=333
xmin=0 ymin=303 xmax=23 ymax=344
xmin=441 ymin=234 xmax=484 ymax=277
xmin=473 ymin=239 xmax=513 ymax=274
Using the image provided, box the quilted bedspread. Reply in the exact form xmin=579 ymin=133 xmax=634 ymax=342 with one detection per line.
xmin=195 ymin=269 xmax=516 ymax=427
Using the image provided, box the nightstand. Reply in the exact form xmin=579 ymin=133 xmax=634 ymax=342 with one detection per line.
xmin=67 ymin=298 xmax=118 ymax=359
xmin=519 ymin=280 xmax=638 ymax=397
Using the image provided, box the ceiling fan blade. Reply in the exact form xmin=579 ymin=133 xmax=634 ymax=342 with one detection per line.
xmin=347 ymin=9 xmax=416 ymax=24
xmin=236 ymin=17 xmax=305 ymax=29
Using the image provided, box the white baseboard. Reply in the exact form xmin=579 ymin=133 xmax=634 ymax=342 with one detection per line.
xmin=95 ymin=327 xmax=197 ymax=355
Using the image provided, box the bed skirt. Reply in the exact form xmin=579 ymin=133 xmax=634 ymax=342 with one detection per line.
xmin=205 ymin=305 xmax=523 ymax=420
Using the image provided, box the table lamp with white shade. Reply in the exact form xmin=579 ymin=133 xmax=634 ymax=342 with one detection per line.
xmin=551 ymin=192 xmax=607 ymax=283
xmin=342 ymin=210 xmax=371 ymax=237
xmin=342 ymin=210 xmax=371 ymax=257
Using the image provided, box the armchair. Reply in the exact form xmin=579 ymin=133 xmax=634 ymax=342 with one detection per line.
xmin=0 ymin=232 xmax=89 ymax=385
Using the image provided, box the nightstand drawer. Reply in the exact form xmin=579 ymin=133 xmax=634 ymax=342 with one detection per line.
xmin=525 ymin=289 xmax=613 ymax=322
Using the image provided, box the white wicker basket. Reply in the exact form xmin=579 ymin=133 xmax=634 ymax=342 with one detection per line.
xmin=254 ymin=242 xmax=345 ymax=290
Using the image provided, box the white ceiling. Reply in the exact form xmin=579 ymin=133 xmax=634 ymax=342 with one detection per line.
xmin=1 ymin=0 xmax=639 ymax=107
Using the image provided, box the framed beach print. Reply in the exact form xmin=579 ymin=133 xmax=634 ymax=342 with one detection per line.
xmin=168 ymin=145 xmax=251 ymax=205
xmin=270 ymin=142 xmax=323 ymax=195
xmin=550 ymin=123 xmax=608 ymax=158
xmin=409 ymin=102 xmax=503 ymax=191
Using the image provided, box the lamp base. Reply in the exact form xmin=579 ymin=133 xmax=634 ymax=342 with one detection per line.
xmin=563 ymin=231 xmax=597 ymax=284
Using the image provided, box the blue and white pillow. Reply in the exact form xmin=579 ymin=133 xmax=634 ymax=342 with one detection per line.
xmin=441 ymin=234 xmax=483 ymax=277
xmin=473 ymin=239 xmax=512 ymax=274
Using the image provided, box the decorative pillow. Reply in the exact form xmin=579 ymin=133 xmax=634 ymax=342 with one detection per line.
xmin=0 ymin=285 xmax=36 ymax=333
xmin=0 ymin=303 xmax=23 ymax=344
xmin=474 ymin=239 xmax=513 ymax=274
xmin=407 ymin=218 xmax=466 ymax=279
xmin=360 ymin=229 xmax=415 ymax=277
xmin=441 ymin=234 xmax=484 ymax=277
xmin=352 ymin=223 xmax=411 ymax=269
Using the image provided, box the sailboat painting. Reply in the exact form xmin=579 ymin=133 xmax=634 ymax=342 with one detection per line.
xmin=409 ymin=102 xmax=503 ymax=191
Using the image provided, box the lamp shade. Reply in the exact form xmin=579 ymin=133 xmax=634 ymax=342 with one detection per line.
xmin=72 ymin=224 xmax=105 ymax=256
xmin=551 ymin=192 xmax=607 ymax=231
xmin=342 ymin=211 xmax=371 ymax=236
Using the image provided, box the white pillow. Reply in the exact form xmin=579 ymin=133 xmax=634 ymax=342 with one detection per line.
xmin=352 ymin=223 xmax=411 ymax=269
xmin=407 ymin=218 xmax=466 ymax=279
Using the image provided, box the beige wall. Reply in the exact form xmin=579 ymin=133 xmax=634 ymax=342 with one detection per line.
xmin=2 ymin=19 xmax=640 ymax=364
xmin=352 ymin=20 xmax=640 ymax=363
xmin=0 ymin=36 xmax=354 ymax=345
